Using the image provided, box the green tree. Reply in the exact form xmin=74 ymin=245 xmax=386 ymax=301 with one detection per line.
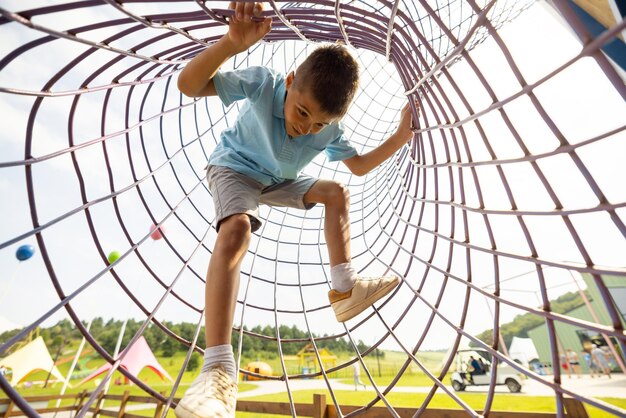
xmin=161 ymin=337 xmax=178 ymax=357
xmin=187 ymin=352 xmax=201 ymax=371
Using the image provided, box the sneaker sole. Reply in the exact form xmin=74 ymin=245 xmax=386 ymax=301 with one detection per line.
xmin=174 ymin=403 xmax=195 ymax=418
xmin=335 ymin=277 xmax=400 ymax=322
xmin=174 ymin=402 xmax=233 ymax=418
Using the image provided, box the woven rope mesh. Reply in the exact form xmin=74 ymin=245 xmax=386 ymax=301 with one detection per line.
xmin=1 ymin=0 xmax=625 ymax=417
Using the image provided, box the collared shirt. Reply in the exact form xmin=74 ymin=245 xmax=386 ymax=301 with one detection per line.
xmin=209 ymin=66 xmax=357 ymax=186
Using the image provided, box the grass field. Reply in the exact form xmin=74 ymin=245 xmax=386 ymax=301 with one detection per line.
xmin=5 ymin=349 xmax=625 ymax=417
xmin=64 ymin=390 xmax=626 ymax=418
xmin=237 ymin=350 xmax=447 ymax=381
xmin=236 ymin=391 xmax=626 ymax=418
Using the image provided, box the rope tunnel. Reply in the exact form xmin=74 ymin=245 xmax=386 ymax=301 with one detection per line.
xmin=1 ymin=0 xmax=625 ymax=417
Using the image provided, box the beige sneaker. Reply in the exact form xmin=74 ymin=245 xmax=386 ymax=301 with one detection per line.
xmin=329 ymin=276 xmax=400 ymax=322
xmin=174 ymin=365 xmax=237 ymax=418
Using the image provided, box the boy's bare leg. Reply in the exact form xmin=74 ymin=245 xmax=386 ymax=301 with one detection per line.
xmin=175 ymin=214 xmax=250 ymax=418
xmin=304 ymin=179 xmax=351 ymax=266
xmin=205 ymin=214 xmax=252 ymax=346
xmin=304 ymin=180 xmax=399 ymax=322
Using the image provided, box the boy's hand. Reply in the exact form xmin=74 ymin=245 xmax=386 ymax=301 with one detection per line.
xmin=226 ymin=1 xmax=272 ymax=54
xmin=177 ymin=1 xmax=270 ymax=97
xmin=342 ymin=100 xmax=420 ymax=176
xmin=396 ymin=101 xmax=419 ymax=142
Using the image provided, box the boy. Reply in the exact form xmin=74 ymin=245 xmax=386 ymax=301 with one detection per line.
xmin=175 ymin=2 xmax=417 ymax=417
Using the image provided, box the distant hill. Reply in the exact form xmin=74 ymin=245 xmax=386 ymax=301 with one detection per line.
xmin=473 ymin=290 xmax=588 ymax=348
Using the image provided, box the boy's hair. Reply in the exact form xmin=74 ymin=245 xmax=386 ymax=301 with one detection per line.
xmin=293 ymin=44 xmax=359 ymax=117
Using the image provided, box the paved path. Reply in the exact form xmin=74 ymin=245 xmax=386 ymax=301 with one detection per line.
xmin=238 ymin=374 xmax=626 ymax=399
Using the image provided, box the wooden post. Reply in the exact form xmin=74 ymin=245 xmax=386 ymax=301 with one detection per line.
xmin=93 ymin=391 xmax=106 ymax=418
xmin=117 ymin=390 xmax=130 ymax=418
xmin=75 ymin=390 xmax=88 ymax=414
xmin=563 ymin=397 xmax=589 ymax=418
xmin=153 ymin=391 xmax=166 ymax=418
xmin=313 ymin=393 xmax=327 ymax=418
xmin=3 ymin=401 xmax=14 ymax=418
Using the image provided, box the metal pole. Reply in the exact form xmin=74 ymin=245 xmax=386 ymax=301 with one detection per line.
xmin=44 ymin=338 xmax=66 ymax=388
xmin=484 ymin=298 xmax=511 ymax=357
xmin=53 ymin=319 xmax=93 ymax=415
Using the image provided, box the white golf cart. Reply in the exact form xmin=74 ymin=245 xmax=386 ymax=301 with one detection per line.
xmin=449 ymin=349 xmax=523 ymax=393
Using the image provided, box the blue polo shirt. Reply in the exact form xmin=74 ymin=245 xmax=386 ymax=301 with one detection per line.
xmin=209 ymin=66 xmax=357 ymax=186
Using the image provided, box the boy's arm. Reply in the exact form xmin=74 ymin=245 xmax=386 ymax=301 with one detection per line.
xmin=342 ymin=102 xmax=418 ymax=176
xmin=177 ymin=2 xmax=272 ymax=97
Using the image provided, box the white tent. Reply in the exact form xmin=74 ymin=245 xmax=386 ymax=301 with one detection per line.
xmin=0 ymin=336 xmax=66 ymax=386
xmin=508 ymin=336 xmax=540 ymax=368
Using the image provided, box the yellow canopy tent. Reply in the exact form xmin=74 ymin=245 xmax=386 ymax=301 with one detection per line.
xmin=0 ymin=336 xmax=66 ymax=386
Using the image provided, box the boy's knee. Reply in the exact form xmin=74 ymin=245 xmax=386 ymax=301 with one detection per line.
xmin=327 ymin=182 xmax=350 ymax=207
xmin=218 ymin=214 xmax=252 ymax=248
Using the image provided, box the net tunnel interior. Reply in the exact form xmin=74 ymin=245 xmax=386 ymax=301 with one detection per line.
xmin=1 ymin=0 xmax=626 ymax=417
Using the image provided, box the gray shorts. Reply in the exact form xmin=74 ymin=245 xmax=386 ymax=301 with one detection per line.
xmin=207 ymin=165 xmax=318 ymax=232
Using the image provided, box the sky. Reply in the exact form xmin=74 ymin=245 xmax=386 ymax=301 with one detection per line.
xmin=0 ymin=0 xmax=625 ymax=355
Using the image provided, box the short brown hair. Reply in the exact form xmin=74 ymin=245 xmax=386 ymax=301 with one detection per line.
xmin=293 ymin=44 xmax=359 ymax=117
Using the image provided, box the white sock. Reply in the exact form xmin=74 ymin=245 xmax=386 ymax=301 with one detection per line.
xmin=331 ymin=262 xmax=358 ymax=292
xmin=202 ymin=344 xmax=237 ymax=381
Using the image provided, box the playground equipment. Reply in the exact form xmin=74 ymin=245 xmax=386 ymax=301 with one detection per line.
xmin=1 ymin=0 xmax=625 ymax=417
xmin=240 ymin=361 xmax=273 ymax=381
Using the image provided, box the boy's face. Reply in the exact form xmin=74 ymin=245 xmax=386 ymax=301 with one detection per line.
xmin=284 ymin=71 xmax=337 ymax=138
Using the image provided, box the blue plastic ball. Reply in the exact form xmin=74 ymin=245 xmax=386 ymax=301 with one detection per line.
xmin=16 ymin=244 xmax=35 ymax=261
